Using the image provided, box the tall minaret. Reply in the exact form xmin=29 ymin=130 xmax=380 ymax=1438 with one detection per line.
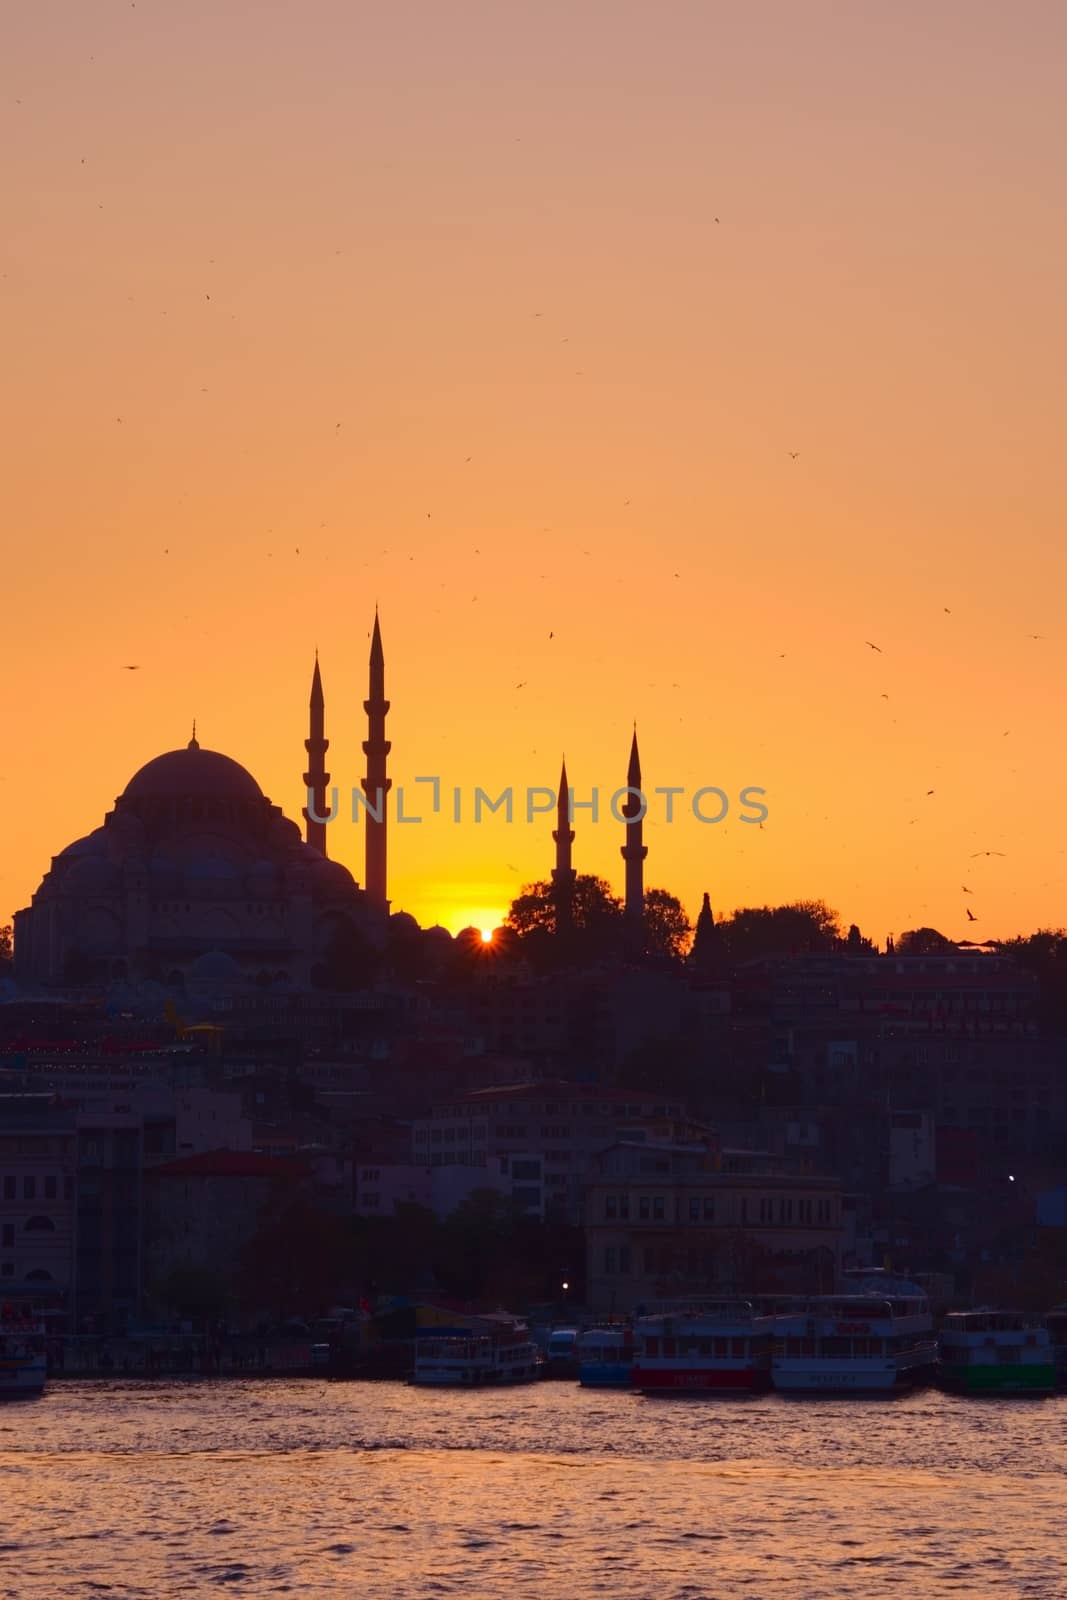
xmin=361 ymin=609 xmax=391 ymax=912
xmin=620 ymin=726 xmax=647 ymax=939
xmin=551 ymin=757 xmax=576 ymax=935
xmin=303 ymin=653 xmax=330 ymax=857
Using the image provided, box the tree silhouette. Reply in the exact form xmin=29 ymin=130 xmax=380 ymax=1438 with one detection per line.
xmin=644 ymin=888 xmax=692 ymax=961
xmin=895 ymin=927 xmax=957 ymax=956
xmin=714 ymin=900 xmax=843 ymax=962
xmin=506 ymin=874 xmax=624 ymax=968
xmin=0 ymin=925 xmax=11 ymax=973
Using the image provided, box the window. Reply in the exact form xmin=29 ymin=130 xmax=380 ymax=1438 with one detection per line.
xmin=759 ymin=1197 xmax=773 ymax=1223
xmin=703 ymin=1198 xmax=715 ymax=1222
xmin=0 ymin=1264 xmax=13 ymax=1278
xmin=44 ymin=1176 xmax=58 ymax=1200
xmin=2 ymin=1177 xmax=13 ymax=1201
xmin=605 ymin=1195 xmax=617 ymax=1220
xmin=618 ymin=1247 xmax=630 ymax=1274
xmin=639 ymin=1196 xmax=651 ymax=1220
xmin=689 ymin=1199 xmax=700 ymax=1222
xmin=23 ymin=1177 xmax=35 ymax=1201
xmin=604 ymin=1247 xmax=617 ymax=1274
xmin=619 ymin=1197 xmax=630 ymax=1220
xmin=0 ymin=1225 xmax=12 ymax=1248
xmin=24 ymin=1216 xmax=55 ymax=1232
xmin=653 ymin=1197 xmax=665 ymax=1221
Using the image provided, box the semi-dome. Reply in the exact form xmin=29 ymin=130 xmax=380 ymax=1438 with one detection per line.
xmin=122 ymin=740 xmax=264 ymax=804
xmin=56 ymin=828 xmax=109 ymax=861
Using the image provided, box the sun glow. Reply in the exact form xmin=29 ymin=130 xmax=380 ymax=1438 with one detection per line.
xmin=479 ymin=929 xmax=494 ymax=945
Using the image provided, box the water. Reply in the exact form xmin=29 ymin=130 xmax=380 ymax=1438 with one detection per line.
xmin=1 ymin=1380 xmax=1065 ymax=1598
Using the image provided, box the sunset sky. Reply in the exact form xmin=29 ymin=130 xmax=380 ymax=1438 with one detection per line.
xmin=4 ymin=1 xmax=1066 ymax=941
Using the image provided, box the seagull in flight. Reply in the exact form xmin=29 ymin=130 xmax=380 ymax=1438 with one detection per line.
xmin=122 ymin=665 xmax=140 ymax=671
xmin=970 ymin=850 xmax=1006 ymax=857
xmin=788 ymin=451 xmax=800 ymax=459
xmin=865 ymin=641 xmax=882 ymax=652
xmin=965 ymin=907 xmax=977 ymax=922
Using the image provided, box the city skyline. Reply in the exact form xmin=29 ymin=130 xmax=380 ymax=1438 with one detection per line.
xmin=5 ymin=1 xmax=1066 ymax=940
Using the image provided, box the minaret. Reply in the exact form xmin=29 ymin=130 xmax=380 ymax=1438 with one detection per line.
xmin=361 ymin=609 xmax=391 ymax=912
xmin=620 ymin=726 xmax=647 ymax=940
xmin=551 ymin=757 xmax=576 ymax=935
xmin=303 ymin=653 xmax=330 ymax=857
xmin=690 ymin=891 xmax=717 ymax=972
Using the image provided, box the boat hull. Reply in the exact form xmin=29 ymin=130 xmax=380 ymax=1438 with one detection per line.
xmin=579 ymin=1363 xmax=633 ymax=1388
xmin=411 ymin=1366 xmax=541 ymax=1387
xmin=635 ymin=1364 xmax=771 ymax=1395
xmin=0 ymin=1356 xmax=47 ymax=1399
xmin=773 ymin=1359 xmax=934 ymax=1394
xmin=940 ymin=1362 xmax=1055 ymax=1396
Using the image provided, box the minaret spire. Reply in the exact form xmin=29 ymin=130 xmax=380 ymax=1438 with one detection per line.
xmin=303 ymin=654 xmax=331 ymax=856
xmin=620 ymin=726 xmax=647 ymax=945
xmin=551 ymin=756 xmax=576 ymax=935
xmin=362 ymin=609 xmax=391 ymax=913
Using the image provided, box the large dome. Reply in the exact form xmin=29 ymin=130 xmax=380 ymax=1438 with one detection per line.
xmin=122 ymin=740 xmax=264 ymax=803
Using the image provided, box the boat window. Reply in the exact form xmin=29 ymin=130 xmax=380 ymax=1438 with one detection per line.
xmin=732 ymin=1338 xmax=746 ymax=1357
xmin=644 ymin=1336 xmax=659 ymax=1357
xmin=663 ymin=1339 xmax=676 ymax=1356
xmin=714 ymin=1337 xmax=728 ymax=1356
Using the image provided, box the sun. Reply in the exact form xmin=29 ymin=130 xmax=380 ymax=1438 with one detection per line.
xmin=479 ymin=928 xmax=494 ymax=945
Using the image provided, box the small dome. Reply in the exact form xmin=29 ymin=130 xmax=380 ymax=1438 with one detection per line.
xmin=57 ymin=828 xmax=109 ymax=862
xmin=188 ymin=950 xmax=242 ymax=982
xmin=123 ymin=743 xmax=264 ymax=804
xmin=308 ymin=857 xmax=357 ymax=895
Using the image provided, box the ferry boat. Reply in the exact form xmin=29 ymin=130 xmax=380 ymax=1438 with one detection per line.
xmin=772 ymin=1291 xmax=938 ymax=1394
xmin=577 ymin=1325 xmax=634 ymax=1388
xmin=411 ymin=1312 xmax=543 ymax=1387
xmin=632 ymin=1300 xmax=776 ymax=1394
xmin=0 ymin=1313 xmax=47 ymax=1399
xmin=939 ymin=1309 xmax=1055 ymax=1396
xmin=543 ymin=1326 xmax=580 ymax=1379
xmin=1044 ymin=1305 xmax=1067 ymax=1389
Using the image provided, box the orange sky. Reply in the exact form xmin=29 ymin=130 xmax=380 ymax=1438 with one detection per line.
xmin=4 ymin=1 xmax=1066 ymax=941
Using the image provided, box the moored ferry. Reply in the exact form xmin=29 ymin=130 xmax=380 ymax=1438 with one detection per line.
xmin=577 ymin=1325 xmax=634 ymax=1388
xmin=412 ymin=1312 xmax=543 ymax=1387
xmin=632 ymin=1300 xmax=776 ymax=1394
xmin=939 ymin=1309 xmax=1055 ymax=1396
xmin=0 ymin=1313 xmax=47 ymax=1399
xmin=772 ymin=1292 xmax=938 ymax=1394
xmin=543 ymin=1326 xmax=580 ymax=1379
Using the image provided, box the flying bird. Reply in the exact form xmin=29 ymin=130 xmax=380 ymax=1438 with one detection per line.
xmin=962 ymin=886 xmax=972 ymax=893
xmin=549 ymin=631 xmax=554 ymax=639
xmin=515 ymin=682 xmax=527 ymax=689
xmin=865 ymin=641 xmax=882 ymax=652
xmin=122 ymin=665 xmax=140 ymax=671
xmin=965 ymin=907 xmax=977 ymax=922
xmin=926 ymin=789 xmax=935 ymax=796
xmin=880 ymin=693 xmax=889 ymax=699
xmin=970 ymin=851 xmax=1006 ymax=857
xmin=788 ymin=451 xmax=799 ymax=459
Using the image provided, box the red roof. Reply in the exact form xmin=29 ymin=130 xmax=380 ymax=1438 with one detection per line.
xmin=148 ymin=1150 xmax=311 ymax=1180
